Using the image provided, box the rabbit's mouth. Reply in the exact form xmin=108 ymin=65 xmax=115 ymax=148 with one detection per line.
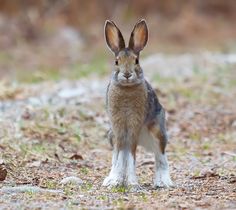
xmin=112 ymin=71 xmax=143 ymax=86
xmin=118 ymin=78 xmax=142 ymax=86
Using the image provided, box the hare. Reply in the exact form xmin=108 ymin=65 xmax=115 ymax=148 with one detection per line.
xmin=103 ymin=19 xmax=173 ymax=189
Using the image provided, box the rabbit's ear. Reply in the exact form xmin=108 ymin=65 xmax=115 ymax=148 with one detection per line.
xmin=129 ymin=19 xmax=148 ymax=54
xmin=104 ymin=20 xmax=125 ymax=55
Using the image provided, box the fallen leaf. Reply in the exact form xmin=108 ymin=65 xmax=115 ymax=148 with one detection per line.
xmin=191 ymin=171 xmax=220 ymax=179
xmin=0 ymin=162 xmax=7 ymax=181
xmin=228 ymin=176 xmax=236 ymax=184
xmin=70 ymin=154 xmax=83 ymax=160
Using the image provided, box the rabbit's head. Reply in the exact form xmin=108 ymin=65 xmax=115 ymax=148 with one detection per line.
xmin=105 ymin=19 xmax=148 ymax=87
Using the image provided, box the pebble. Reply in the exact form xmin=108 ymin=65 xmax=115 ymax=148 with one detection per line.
xmin=60 ymin=176 xmax=83 ymax=186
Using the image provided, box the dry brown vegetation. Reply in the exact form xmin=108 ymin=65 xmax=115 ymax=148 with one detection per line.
xmin=0 ymin=0 xmax=236 ymax=51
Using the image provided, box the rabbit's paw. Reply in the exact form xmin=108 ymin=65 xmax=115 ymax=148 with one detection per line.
xmin=127 ymin=175 xmax=139 ymax=188
xmin=102 ymin=175 xmax=123 ymax=188
xmin=154 ymin=169 xmax=174 ymax=188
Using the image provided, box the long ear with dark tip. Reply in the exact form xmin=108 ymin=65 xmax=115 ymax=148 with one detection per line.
xmin=128 ymin=19 xmax=148 ymax=54
xmin=104 ymin=20 xmax=125 ymax=55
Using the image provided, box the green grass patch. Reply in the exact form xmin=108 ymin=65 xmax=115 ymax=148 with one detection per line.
xmin=69 ymin=56 xmax=108 ymax=79
xmin=43 ymin=179 xmax=58 ymax=189
xmin=81 ymin=182 xmax=93 ymax=192
xmin=17 ymin=67 xmax=61 ymax=83
xmin=16 ymin=53 xmax=108 ymax=83
xmin=80 ymin=167 xmax=89 ymax=175
xmin=111 ymin=186 xmax=127 ymax=193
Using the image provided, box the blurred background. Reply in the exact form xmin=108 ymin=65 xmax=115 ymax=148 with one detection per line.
xmin=0 ymin=0 xmax=236 ymax=82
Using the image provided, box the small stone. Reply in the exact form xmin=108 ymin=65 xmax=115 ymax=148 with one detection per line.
xmin=60 ymin=176 xmax=83 ymax=186
xmin=58 ymin=88 xmax=85 ymax=99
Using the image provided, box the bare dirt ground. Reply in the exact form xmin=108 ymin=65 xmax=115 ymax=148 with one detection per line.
xmin=0 ymin=53 xmax=236 ymax=209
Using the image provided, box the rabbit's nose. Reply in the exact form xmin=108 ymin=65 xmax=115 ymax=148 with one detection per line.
xmin=124 ymin=73 xmax=131 ymax=79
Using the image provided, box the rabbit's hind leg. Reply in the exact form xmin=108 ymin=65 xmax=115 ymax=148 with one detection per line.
xmin=148 ymin=112 xmax=173 ymax=188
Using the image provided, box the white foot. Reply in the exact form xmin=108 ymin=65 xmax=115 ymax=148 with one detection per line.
xmin=126 ymin=153 xmax=139 ymax=187
xmin=102 ymin=174 xmax=124 ymax=187
xmin=127 ymin=176 xmax=139 ymax=186
xmin=103 ymin=149 xmax=139 ymax=189
xmin=154 ymin=169 xmax=173 ymax=188
xmin=102 ymin=173 xmax=139 ymax=188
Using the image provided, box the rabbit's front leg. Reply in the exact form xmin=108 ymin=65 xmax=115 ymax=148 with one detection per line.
xmin=102 ymin=148 xmax=126 ymax=187
xmin=125 ymin=144 xmax=138 ymax=187
xmin=103 ymin=133 xmax=138 ymax=187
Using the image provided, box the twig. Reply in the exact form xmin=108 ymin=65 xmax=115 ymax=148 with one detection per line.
xmin=0 ymin=185 xmax=63 ymax=194
xmin=222 ymin=151 xmax=236 ymax=157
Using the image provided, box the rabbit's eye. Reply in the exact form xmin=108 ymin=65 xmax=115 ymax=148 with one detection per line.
xmin=135 ymin=58 xmax=139 ymax=65
xmin=115 ymin=60 xmax=118 ymax=65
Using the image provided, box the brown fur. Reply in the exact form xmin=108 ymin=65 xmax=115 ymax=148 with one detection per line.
xmin=148 ymin=123 xmax=167 ymax=154
xmin=146 ymin=108 xmax=168 ymax=154
xmin=107 ymin=83 xmax=148 ymax=152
